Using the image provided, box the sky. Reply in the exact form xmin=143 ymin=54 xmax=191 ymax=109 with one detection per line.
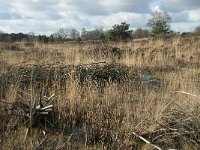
xmin=0 ymin=0 xmax=200 ymax=35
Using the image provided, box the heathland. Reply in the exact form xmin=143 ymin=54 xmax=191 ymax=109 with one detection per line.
xmin=1 ymin=37 xmax=200 ymax=149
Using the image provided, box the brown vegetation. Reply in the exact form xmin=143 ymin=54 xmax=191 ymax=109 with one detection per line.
xmin=0 ymin=36 xmax=200 ymax=149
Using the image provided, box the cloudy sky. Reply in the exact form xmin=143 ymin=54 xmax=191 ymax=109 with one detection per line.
xmin=0 ymin=0 xmax=200 ymax=35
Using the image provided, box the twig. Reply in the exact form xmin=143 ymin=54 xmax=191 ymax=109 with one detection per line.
xmin=67 ymin=133 xmax=73 ymax=142
xmin=23 ymin=128 xmax=29 ymax=142
xmin=40 ymin=105 xmax=53 ymax=111
xmin=175 ymin=91 xmax=200 ymax=98
xmin=132 ymin=132 xmax=163 ymax=150
xmin=44 ymin=94 xmax=55 ymax=105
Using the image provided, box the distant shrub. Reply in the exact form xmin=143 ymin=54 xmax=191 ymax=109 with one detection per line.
xmin=147 ymin=11 xmax=171 ymax=37
xmin=106 ymin=22 xmax=132 ymax=41
xmin=193 ymin=25 xmax=200 ymax=36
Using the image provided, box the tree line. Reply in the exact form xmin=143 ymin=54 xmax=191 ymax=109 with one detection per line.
xmin=0 ymin=11 xmax=200 ymax=43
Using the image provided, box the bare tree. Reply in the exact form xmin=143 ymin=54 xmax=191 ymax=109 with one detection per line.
xmin=81 ymin=28 xmax=87 ymax=40
xmin=69 ymin=28 xmax=80 ymax=40
xmin=194 ymin=25 xmax=200 ymax=35
xmin=81 ymin=27 xmax=104 ymax=40
xmin=54 ymin=28 xmax=69 ymax=40
xmin=132 ymin=28 xmax=150 ymax=39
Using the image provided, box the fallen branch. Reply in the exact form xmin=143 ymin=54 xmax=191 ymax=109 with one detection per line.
xmin=175 ymin=91 xmax=200 ymax=98
xmin=132 ymin=131 xmax=163 ymax=150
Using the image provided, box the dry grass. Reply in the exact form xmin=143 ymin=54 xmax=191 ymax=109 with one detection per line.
xmin=0 ymin=37 xmax=200 ymax=149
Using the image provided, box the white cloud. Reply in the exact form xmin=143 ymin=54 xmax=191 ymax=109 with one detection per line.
xmin=169 ymin=12 xmax=188 ymax=23
xmin=0 ymin=11 xmax=22 ymax=20
xmin=188 ymin=9 xmax=200 ymax=22
xmin=99 ymin=13 xmax=149 ymax=28
xmin=159 ymin=0 xmax=200 ymax=12
xmin=100 ymin=0 xmax=151 ymax=13
xmin=11 ymin=0 xmax=62 ymax=20
xmin=59 ymin=0 xmax=110 ymax=16
xmin=0 ymin=19 xmax=60 ymax=35
xmin=152 ymin=5 xmax=161 ymax=12
xmin=152 ymin=1 xmax=200 ymax=24
xmin=0 ymin=0 xmax=199 ymax=34
xmin=171 ymin=22 xmax=200 ymax=33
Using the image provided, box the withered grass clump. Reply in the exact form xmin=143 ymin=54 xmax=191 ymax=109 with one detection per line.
xmin=76 ymin=62 xmax=129 ymax=87
xmin=0 ymin=42 xmax=25 ymax=51
xmin=86 ymin=45 xmax=125 ymax=60
xmin=1 ymin=37 xmax=200 ymax=149
xmin=0 ymin=64 xmax=73 ymax=100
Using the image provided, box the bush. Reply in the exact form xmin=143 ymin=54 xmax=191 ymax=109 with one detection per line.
xmin=106 ymin=22 xmax=132 ymax=41
xmin=147 ymin=11 xmax=171 ymax=37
